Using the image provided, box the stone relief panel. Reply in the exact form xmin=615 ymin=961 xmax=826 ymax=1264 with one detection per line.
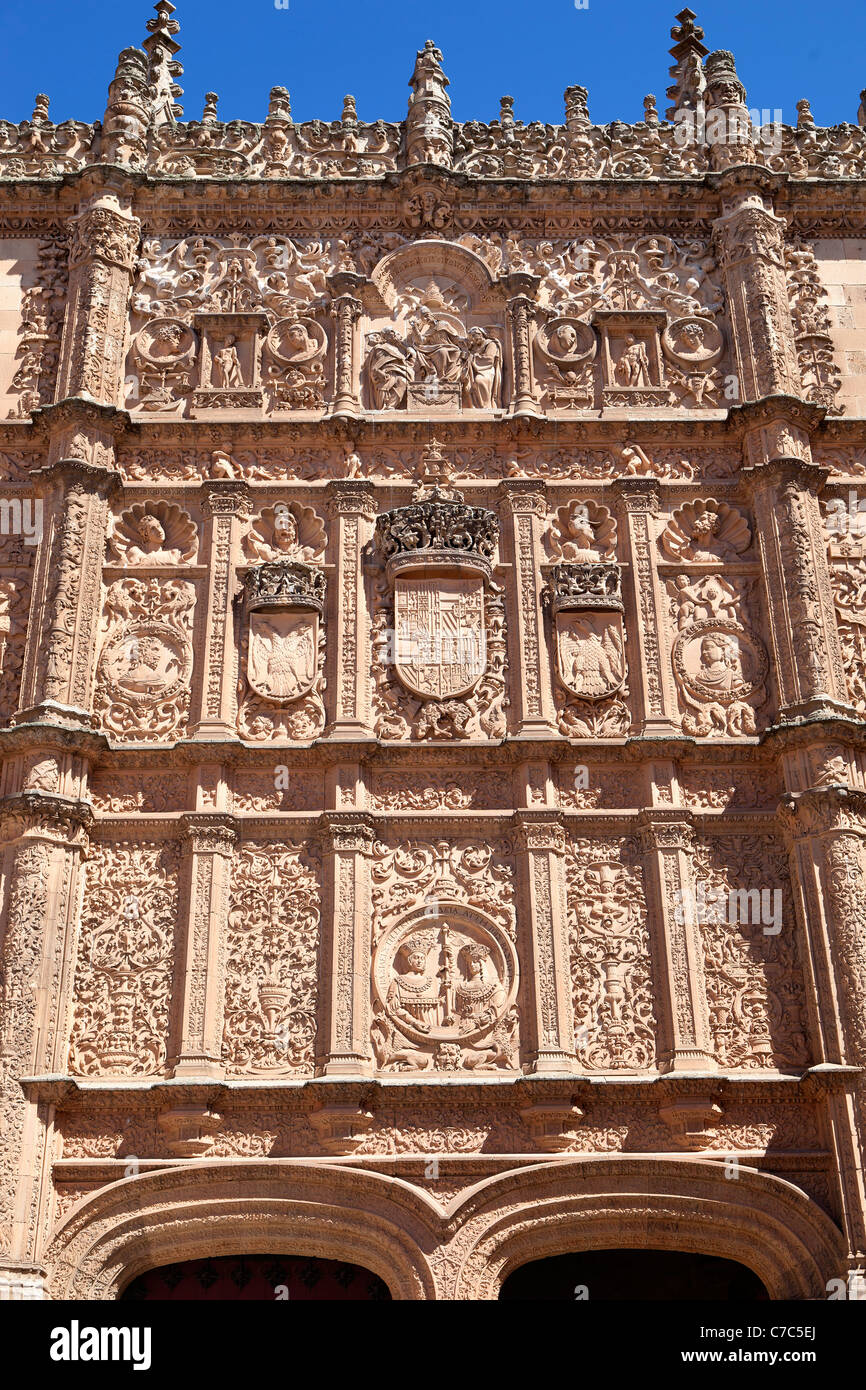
xmin=89 ymin=771 xmax=189 ymax=813
xmin=369 ymin=770 xmax=511 ymax=811
xmin=565 ymin=835 xmax=658 ymax=1071
xmin=106 ymin=501 xmax=199 ymax=566
xmin=825 ymin=509 xmax=866 ymax=711
xmin=3 ymin=235 xmax=67 ymax=418
xmin=372 ymin=488 xmax=507 ymax=740
xmin=370 ymin=837 xmax=519 ymax=1073
xmin=68 ymin=839 xmax=179 ymax=1077
xmin=125 ymin=234 xmax=342 ymax=415
xmin=222 ymin=840 xmax=321 ymax=1077
xmin=230 ymin=769 xmax=322 ymax=812
xmin=94 ymin=577 xmax=196 ymax=741
xmin=0 ymin=569 xmax=32 ymax=723
xmin=511 ymin=232 xmax=729 ymax=411
xmin=665 ymin=569 xmax=769 ymax=736
xmin=693 ymin=834 xmax=810 ymax=1071
xmin=362 ymin=241 xmax=505 ymax=413
xmin=544 ymin=502 xmax=630 ymax=738
xmin=784 ymin=240 xmax=844 ymax=413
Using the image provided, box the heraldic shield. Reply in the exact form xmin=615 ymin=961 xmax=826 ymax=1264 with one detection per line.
xmin=247 ymin=609 xmax=318 ymax=702
xmin=395 ymin=574 xmax=486 ymax=700
xmin=555 ymin=609 xmax=626 ymax=701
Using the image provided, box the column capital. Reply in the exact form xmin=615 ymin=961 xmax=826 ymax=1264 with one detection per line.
xmin=496 ymin=478 xmax=547 ymax=514
xmin=514 ymin=811 xmax=567 ymax=853
xmin=179 ymin=813 xmax=238 ymax=856
xmin=326 ymin=479 xmax=378 ymax=518
xmin=320 ymin=812 xmax=377 ymax=852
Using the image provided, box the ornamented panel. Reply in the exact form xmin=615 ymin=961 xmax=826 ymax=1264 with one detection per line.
xmin=784 ymin=240 xmax=843 ymax=413
xmin=565 ymin=835 xmax=658 ymax=1070
xmin=369 ymin=837 xmax=519 ymax=1073
xmin=693 ymin=834 xmax=810 ymax=1071
xmin=5 ymin=235 xmax=68 ymax=419
xmin=126 ymin=234 xmax=341 ymax=415
xmin=0 ymin=569 xmax=33 ymax=722
xmin=94 ymin=577 xmax=196 ymax=742
xmin=827 ymin=551 xmax=866 ymax=711
xmin=222 ymin=840 xmax=321 ymax=1076
xmin=666 ymin=569 xmax=769 ymax=736
xmin=89 ymin=771 xmax=189 ymax=813
xmin=68 ymin=840 xmax=179 ymax=1077
xmin=369 ymin=771 xmax=511 ymax=810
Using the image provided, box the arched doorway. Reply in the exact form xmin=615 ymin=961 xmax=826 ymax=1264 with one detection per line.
xmin=499 ymin=1249 xmax=769 ymax=1301
xmin=121 ymin=1254 xmax=391 ymax=1301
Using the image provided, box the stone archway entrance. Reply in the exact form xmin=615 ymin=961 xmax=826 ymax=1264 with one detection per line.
xmin=121 ymin=1254 xmax=391 ymax=1301
xmin=499 ymin=1249 xmax=769 ymax=1301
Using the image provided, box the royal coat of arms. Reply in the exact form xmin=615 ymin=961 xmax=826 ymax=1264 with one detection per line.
xmin=394 ymin=574 xmax=486 ymax=699
xmin=247 ymin=610 xmax=318 ymax=702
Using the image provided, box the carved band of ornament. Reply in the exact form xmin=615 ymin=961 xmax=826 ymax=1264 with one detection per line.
xmin=376 ymin=498 xmax=499 ymax=576
xmin=180 ymin=815 xmax=238 ymax=856
xmin=244 ymin=559 xmax=326 ymax=615
xmin=548 ymin=562 xmax=623 ymax=615
xmin=327 ymin=483 xmax=378 ymax=518
xmin=745 ymin=459 xmax=828 ymax=494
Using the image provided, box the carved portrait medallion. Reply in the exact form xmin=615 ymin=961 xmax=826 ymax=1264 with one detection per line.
xmin=371 ymin=907 xmax=519 ymax=1071
xmin=672 ymin=618 xmax=767 ymax=708
xmin=99 ymin=621 xmax=192 ymax=705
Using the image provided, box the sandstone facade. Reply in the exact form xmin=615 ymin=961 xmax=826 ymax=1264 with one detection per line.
xmin=0 ymin=4 xmax=864 ymax=1300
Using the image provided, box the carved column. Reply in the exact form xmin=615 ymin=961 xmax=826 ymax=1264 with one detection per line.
xmin=189 ymin=482 xmax=251 ymax=739
xmin=327 ymin=272 xmax=364 ymax=418
xmin=0 ymin=795 xmax=91 ymax=1296
xmin=712 ymin=175 xmax=799 ymax=403
xmin=171 ymin=814 xmax=237 ymax=1078
xmin=498 ymin=481 xmax=556 ymax=736
xmin=617 ymin=479 xmax=676 ymax=734
xmin=504 ymin=273 xmax=541 ymax=416
xmin=55 ymin=197 xmax=141 ymax=408
xmin=515 ymin=813 xmax=575 ymax=1074
xmin=326 ymin=481 xmax=377 ymax=739
xmin=638 ymin=812 xmax=716 ymax=1074
xmin=743 ymin=415 xmax=850 ymax=721
xmin=16 ymin=455 xmax=120 ymax=727
xmin=781 ymin=789 xmax=866 ymax=1272
xmin=318 ymin=814 xmax=376 ymax=1076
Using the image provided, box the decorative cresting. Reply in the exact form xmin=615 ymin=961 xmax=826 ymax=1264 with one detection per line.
xmin=375 ymin=466 xmax=498 ymax=707
xmin=547 ymin=560 xmax=628 ymax=736
xmin=240 ymin=559 xmax=326 ymax=719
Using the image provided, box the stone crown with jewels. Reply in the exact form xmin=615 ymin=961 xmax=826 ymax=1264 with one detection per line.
xmin=244 ymin=560 xmax=326 ymax=613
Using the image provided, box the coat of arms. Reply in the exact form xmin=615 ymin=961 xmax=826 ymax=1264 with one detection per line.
xmin=394 ymin=575 xmax=486 ymax=699
xmin=247 ymin=610 xmax=318 ymax=702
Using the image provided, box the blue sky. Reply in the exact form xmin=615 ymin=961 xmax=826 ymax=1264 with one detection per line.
xmin=2 ymin=0 xmax=865 ymax=130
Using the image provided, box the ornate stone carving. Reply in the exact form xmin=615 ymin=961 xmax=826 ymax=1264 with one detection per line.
xmin=565 ymin=836 xmax=658 ymax=1070
xmin=660 ymin=499 xmax=752 ymax=563
xmin=237 ymin=561 xmax=327 ymax=740
xmin=106 ymin=500 xmax=199 ymax=565
xmin=222 ymin=841 xmax=320 ymax=1076
xmin=94 ymin=578 xmax=195 ymax=741
xmin=68 ymin=841 xmax=179 ymax=1076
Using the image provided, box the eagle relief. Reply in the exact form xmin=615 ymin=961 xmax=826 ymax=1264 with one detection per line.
xmin=237 ymin=559 xmax=327 ymax=741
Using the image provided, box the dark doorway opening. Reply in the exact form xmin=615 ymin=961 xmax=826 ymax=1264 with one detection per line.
xmin=499 ymin=1248 xmax=770 ymax=1300
xmin=121 ymin=1253 xmax=392 ymax=1301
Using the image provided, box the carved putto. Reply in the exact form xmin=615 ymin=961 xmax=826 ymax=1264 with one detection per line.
xmin=107 ymin=500 xmax=199 ymax=565
xmin=660 ymin=499 xmax=752 ymax=562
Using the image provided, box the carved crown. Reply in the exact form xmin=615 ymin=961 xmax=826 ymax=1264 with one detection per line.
xmin=375 ymin=495 xmax=499 ymax=580
xmin=243 ymin=560 xmax=326 ymax=614
xmin=548 ymin=561 xmax=623 ymax=613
